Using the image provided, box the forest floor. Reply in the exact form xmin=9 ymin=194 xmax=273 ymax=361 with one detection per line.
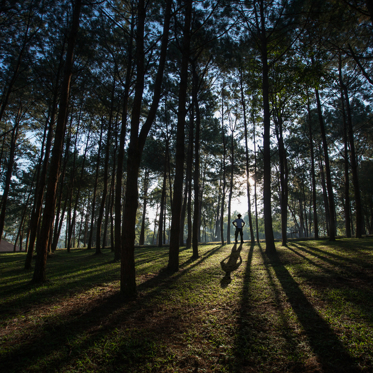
xmin=1 ymin=238 xmax=373 ymax=372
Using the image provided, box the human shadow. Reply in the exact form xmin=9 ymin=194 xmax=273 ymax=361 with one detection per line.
xmin=262 ymin=246 xmax=360 ymax=372
xmin=220 ymin=243 xmax=243 ymax=287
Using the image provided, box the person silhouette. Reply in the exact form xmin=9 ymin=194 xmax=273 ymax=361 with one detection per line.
xmin=232 ymin=213 xmax=245 ymax=243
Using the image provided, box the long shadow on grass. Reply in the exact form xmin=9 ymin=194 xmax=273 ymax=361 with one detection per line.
xmin=289 ymin=243 xmax=373 ymax=326
xmin=233 ymin=244 xmax=254 ymax=370
xmin=291 ymin=242 xmax=373 ymax=284
xmin=264 ymin=246 xmax=360 ymax=372
xmin=0 ymin=246 xmax=179 ymax=314
xmin=292 ymin=241 xmax=373 ymax=270
xmin=0 ymin=244 xmax=226 ymax=373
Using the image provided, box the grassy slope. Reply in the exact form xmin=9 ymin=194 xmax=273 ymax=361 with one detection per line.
xmin=0 ymin=238 xmax=373 ymax=372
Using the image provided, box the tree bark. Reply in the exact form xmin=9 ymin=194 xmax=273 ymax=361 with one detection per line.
xmin=227 ymin=119 xmax=235 ymax=245
xmin=88 ymin=125 xmax=103 ymax=251
xmin=307 ymin=95 xmax=319 ymax=239
xmin=274 ymin=112 xmax=288 ymax=246
xmin=121 ymin=0 xmax=172 ymax=298
xmin=0 ymin=107 xmax=20 ymax=242
xmin=240 ymin=71 xmax=254 ymax=244
xmin=96 ymin=79 xmax=115 ymax=254
xmin=139 ymin=170 xmax=149 ymax=245
xmin=115 ymin=8 xmax=134 ymax=261
xmin=339 ymin=64 xmax=363 ymax=237
xmin=259 ymin=0 xmax=276 ymax=253
xmin=32 ymin=0 xmax=82 ymax=282
xmin=315 ymin=87 xmax=336 ymax=240
xmin=220 ymin=88 xmax=227 ymax=245
xmin=192 ymin=65 xmax=200 ymax=258
xmin=339 ymin=79 xmax=352 ymax=238
xmin=168 ymin=0 xmax=192 ymax=271
xmin=318 ymin=146 xmax=330 ymax=236
xmin=158 ymin=139 xmax=168 ymax=247
xmin=68 ymin=127 xmax=90 ymax=251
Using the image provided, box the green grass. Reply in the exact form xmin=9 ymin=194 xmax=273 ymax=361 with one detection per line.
xmin=1 ymin=238 xmax=373 ymax=372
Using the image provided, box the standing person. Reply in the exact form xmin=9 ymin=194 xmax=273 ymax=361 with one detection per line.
xmin=232 ymin=214 xmax=245 ymax=243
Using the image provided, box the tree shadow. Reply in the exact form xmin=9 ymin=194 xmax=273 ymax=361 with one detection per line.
xmin=0 ymin=244 xmax=227 ymax=372
xmin=262 ymin=246 xmax=360 ymax=372
xmin=220 ymin=243 xmax=243 ymax=288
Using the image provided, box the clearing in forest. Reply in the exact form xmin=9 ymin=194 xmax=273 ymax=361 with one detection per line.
xmin=1 ymin=238 xmax=373 ymax=372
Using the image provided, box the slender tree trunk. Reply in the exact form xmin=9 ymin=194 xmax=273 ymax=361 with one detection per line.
xmin=68 ymin=128 xmax=90 ymax=251
xmin=109 ymin=131 xmax=117 ymax=250
xmin=315 ymin=87 xmax=336 ymax=240
xmin=158 ymin=140 xmax=168 ymax=247
xmin=14 ymin=183 xmax=33 ymax=252
xmin=139 ymin=170 xmax=149 ymax=245
xmin=274 ymin=113 xmax=288 ymax=246
xmin=259 ymin=2 xmax=275 ymax=253
xmin=181 ymin=112 xmax=193 ymax=246
xmin=96 ymin=79 xmax=115 ymax=254
xmin=121 ymin=0 xmax=172 ymax=298
xmin=32 ymin=0 xmax=82 ymax=282
xmin=318 ymin=147 xmax=330 ymax=236
xmin=339 ymin=66 xmax=363 ymax=237
xmin=339 ymin=81 xmax=352 ymax=238
xmin=168 ymin=0 xmax=192 ymax=271
xmin=215 ymin=180 xmax=221 ymax=242
xmin=227 ymin=123 xmax=234 ymax=245
xmin=88 ymin=126 xmax=103 ymax=250
xmin=240 ymin=71 xmax=254 ymax=244
xmin=253 ymin=113 xmax=260 ymax=243
xmin=307 ymin=95 xmax=318 ymax=239
xmin=220 ymin=88 xmax=227 ymax=246
xmin=0 ymin=108 xmax=20 ymax=241
xmin=66 ymin=123 xmax=80 ymax=253
xmin=192 ymin=65 xmax=200 ymax=258
xmin=50 ymin=136 xmax=71 ymax=253
xmin=115 ymin=9 xmax=134 ymax=261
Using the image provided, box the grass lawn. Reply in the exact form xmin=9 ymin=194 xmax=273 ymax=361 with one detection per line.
xmin=1 ymin=238 xmax=373 ymax=372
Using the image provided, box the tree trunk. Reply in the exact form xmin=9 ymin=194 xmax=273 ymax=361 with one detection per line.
xmin=158 ymin=140 xmax=168 ymax=247
xmin=96 ymin=79 xmax=115 ymax=254
xmin=121 ymin=0 xmax=172 ymax=298
xmin=68 ymin=127 xmax=90 ymax=251
xmin=274 ymin=112 xmax=288 ymax=246
xmin=227 ymin=122 xmax=234 ymax=245
xmin=181 ymin=111 xmax=193 ymax=246
xmin=240 ymin=71 xmax=254 ymax=244
xmin=25 ymin=58 xmax=64 ymax=268
xmin=88 ymin=125 xmax=103 ymax=251
xmin=32 ymin=0 xmax=82 ymax=283
xmin=253 ymin=113 xmax=260 ymax=243
xmin=0 ymin=108 xmax=20 ymax=242
xmin=318 ymin=147 xmax=330 ymax=236
xmin=259 ymin=1 xmax=275 ymax=253
xmin=115 ymin=8 xmax=134 ymax=261
xmin=66 ymin=123 xmax=80 ymax=253
xmin=315 ymin=87 xmax=336 ymax=240
xmin=307 ymin=95 xmax=319 ymax=239
xmin=339 ymin=78 xmax=352 ymax=238
xmin=339 ymin=65 xmax=363 ymax=237
xmin=220 ymin=88 xmax=227 ymax=246
xmin=192 ymin=65 xmax=200 ymax=258
xmin=168 ymin=0 xmax=192 ymax=271
xmin=139 ymin=170 xmax=149 ymax=245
